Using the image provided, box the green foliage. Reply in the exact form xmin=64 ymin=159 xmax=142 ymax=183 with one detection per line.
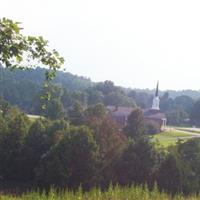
xmin=86 ymin=103 xmax=107 ymax=118
xmin=157 ymin=139 xmax=200 ymax=194
xmin=35 ymin=126 xmax=99 ymax=189
xmin=152 ymin=130 xmax=193 ymax=148
xmin=191 ymin=99 xmax=200 ymax=125
xmin=166 ymin=108 xmax=188 ymax=126
xmin=0 ymin=107 xmax=30 ymax=180
xmin=174 ymin=95 xmax=194 ymax=114
xmin=0 ymin=18 xmax=64 ymax=80
xmin=0 ymin=17 xmax=64 ymax=107
xmin=160 ymin=92 xmax=174 ymax=112
xmin=124 ymin=108 xmax=145 ymax=140
xmin=115 ymin=138 xmax=163 ymax=186
xmin=157 ymin=153 xmax=183 ymax=193
xmin=44 ymin=99 xmax=65 ymax=119
xmin=68 ymin=101 xmax=84 ymax=125
xmin=87 ymin=115 xmax=127 ymax=186
xmin=128 ymin=90 xmax=153 ymax=109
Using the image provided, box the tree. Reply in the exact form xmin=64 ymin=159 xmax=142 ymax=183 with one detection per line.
xmin=166 ymin=108 xmax=188 ymax=126
xmin=87 ymin=88 xmax=104 ymax=105
xmin=157 ymin=154 xmax=183 ymax=193
xmin=177 ymin=139 xmax=200 ymax=193
xmin=0 ymin=18 xmax=64 ymax=103
xmin=68 ymin=101 xmax=84 ymax=125
xmin=44 ymin=99 xmax=65 ymax=120
xmin=157 ymin=139 xmax=200 ymax=194
xmin=0 ymin=96 xmax=10 ymax=110
xmin=129 ymin=91 xmax=153 ymax=109
xmin=0 ymin=107 xmax=30 ymax=181
xmin=191 ymin=99 xmax=200 ymax=125
xmin=160 ymin=92 xmax=174 ymax=112
xmin=35 ymin=126 xmax=99 ymax=189
xmin=96 ymin=81 xmax=116 ymax=95
xmin=124 ymin=108 xmax=145 ymax=140
xmin=86 ymin=103 xmax=107 ymax=118
xmin=18 ymin=120 xmax=51 ymax=181
xmin=115 ymin=138 xmax=162 ymax=186
xmin=174 ymin=95 xmax=194 ymax=114
xmin=0 ymin=18 xmax=64 ymax=79
xmin=87 ymin=115 xmax=127 ymax=186
xmin=104 ymin=91 xmax=136 ymax=107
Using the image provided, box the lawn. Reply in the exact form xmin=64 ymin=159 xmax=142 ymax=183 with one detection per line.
xmin=152 ymin=130 xmax=196 ymax=147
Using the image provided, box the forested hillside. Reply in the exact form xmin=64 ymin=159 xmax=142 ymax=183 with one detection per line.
xmin=0 ymin=67 xmax=92 ymax=111
xmin=1 ymin=67 xmax=200 ymax=126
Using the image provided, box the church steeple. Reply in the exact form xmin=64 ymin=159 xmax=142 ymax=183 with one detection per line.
xmin=152 ymin=81 xmax=160 ymax=110
xmin=155 ymin=81 xmax=159 ymax=97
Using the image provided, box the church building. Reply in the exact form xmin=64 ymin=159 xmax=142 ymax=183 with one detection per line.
xmin=107 ymin=82 xmax=167 ymax=131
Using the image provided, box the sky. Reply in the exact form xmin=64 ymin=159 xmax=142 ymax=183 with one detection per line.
xmin=1 ymin=0 xmax=200 ymax=90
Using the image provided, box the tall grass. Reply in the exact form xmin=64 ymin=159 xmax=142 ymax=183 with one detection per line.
xmin=0 ymin=185 xmax=199 ymax=200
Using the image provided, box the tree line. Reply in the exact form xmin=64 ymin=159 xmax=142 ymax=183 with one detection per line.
xmin=1 ymin=98 xmax=200 ymax=194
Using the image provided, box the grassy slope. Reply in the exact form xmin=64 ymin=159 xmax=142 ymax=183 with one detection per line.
xmin=1 ymin=186 xmax=200 ymax=200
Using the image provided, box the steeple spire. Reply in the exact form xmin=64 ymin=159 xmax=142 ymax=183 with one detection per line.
xmin=151 ymin=81 xmax=160 ymax=110
xmin=155 ymin=81 xmax=159 ymax=97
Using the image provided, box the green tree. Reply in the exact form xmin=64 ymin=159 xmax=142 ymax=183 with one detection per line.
xmin=86 ymin=103 xmax=107 ymax=118
xmin=124 ymin=108 xmax=145 ymax=140
xmin=115 ymin=138 xmax=162 ymax=186
xmin=0 ymin=18 xmax=64 ymax=104
xmin=45 ymin=99 xmax=65 ymax=120
xmin=0 ymin=107 xmax=30 ymax=180
xmin=87 ymin=115 xmax=127 ymax=186
xmin=157 ymin=154 xmax=183 ymax=193
xmin=0 ymin=18 xmax=64 ymax=80
xmin=191 ymin=99 xmax=200 ymax=125
xmin=35 ymin=126 xmax=99 ymax=189
xmin=160 ymin=92 xmax=174 ymax=112
xmin=68 ymin=101 xmax=84 ymax=125
xmin=87 ymin=89 xmax=104 ymax=105
xmin=96 ymin=81 xmax=116 ymax=95
xmin=166 ymin=108 xmax=188 ymax=126
xmin=174 ymin=95 xmax=194 ymax=114
xmin=178 ymin=139 xmax=200 ymax=193
xmin=18 ymin=120 xmax=51 ymax=181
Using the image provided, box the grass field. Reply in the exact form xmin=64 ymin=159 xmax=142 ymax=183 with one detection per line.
xmin=152 ymin=130 xmax=198 ymax=147
xmin=175 ymin=127 xmax=200 ymax=134
xmin=1 ymin=185 xmax=200 ymax=200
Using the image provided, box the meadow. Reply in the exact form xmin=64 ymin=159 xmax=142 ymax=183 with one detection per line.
xmin=1 ymin=185 xmax=200 ymax=200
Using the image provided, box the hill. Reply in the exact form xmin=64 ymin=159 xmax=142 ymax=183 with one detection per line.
xmin=0 ymin=67 xmax=200 ymax=124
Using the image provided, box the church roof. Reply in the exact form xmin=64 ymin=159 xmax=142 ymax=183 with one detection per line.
xmin=144 ymin=109 xmax=166 ymax=120
xmin=107 ymin=106 xmax=166 ymax=120
xmin=107 ymin=106 xmax=134 ymax=117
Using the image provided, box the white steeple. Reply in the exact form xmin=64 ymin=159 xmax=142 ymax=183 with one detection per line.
xmin=151 ymin=81 xmax=160 ymax=110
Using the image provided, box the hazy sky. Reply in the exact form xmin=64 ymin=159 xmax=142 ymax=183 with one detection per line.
xmin=1 ymin=0 xmax=200 ymax=90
